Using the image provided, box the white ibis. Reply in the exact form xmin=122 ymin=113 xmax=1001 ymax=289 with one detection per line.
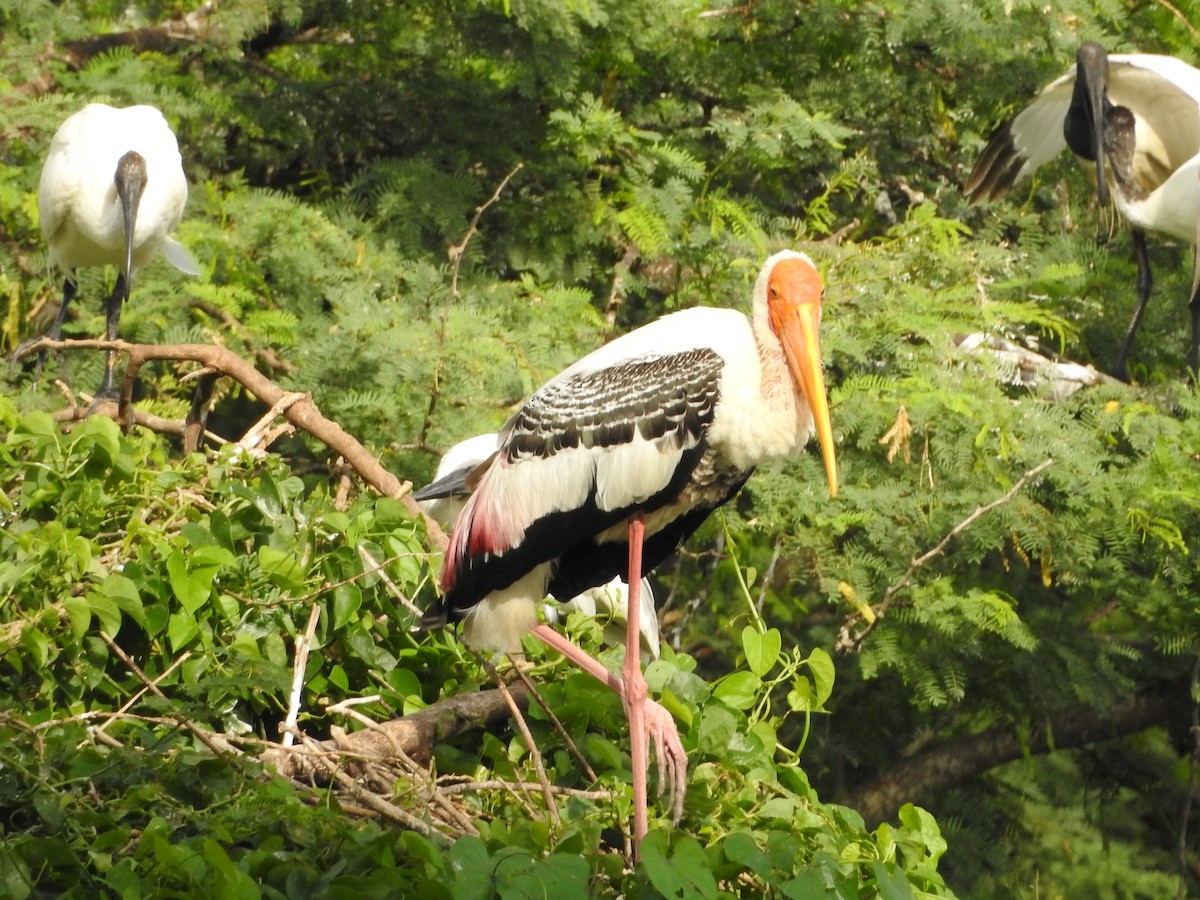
xmin=964 ymin=43 xmax=1200 ymax=378
xmin=415 ymin=433 xmax=661 ymax=660
xmin=37 ymin=103 xmax=200 ymax=399
xmin=425 ymin=249 xmax=838 ymax=856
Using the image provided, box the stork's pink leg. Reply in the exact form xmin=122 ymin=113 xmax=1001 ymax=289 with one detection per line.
xmin=624 ymin=516 xmax=650 ymax=852
xmin=528 ymin=519 xmax=686 ymax=859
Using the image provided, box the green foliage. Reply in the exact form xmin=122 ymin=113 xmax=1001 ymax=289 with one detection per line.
xmin=3 ymin=0 xmax=1200 ymax=896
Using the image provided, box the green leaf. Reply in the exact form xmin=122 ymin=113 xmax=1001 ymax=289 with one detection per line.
xmin=331 ymin=583 xmax=362 ymax=629
xmin=871 ymin=861 xmax=915 ymax=900
xmin=806 ymin=647 xmax=835 ymax=707
xmin=257 ymin=546 xmax=305 ymax=592
xmin=168 ymin=611 xmax=200 ymax=652
xmin=167 ymin=551 xmax=213 ymax=614
xmin=712 ymin=670 xmax=761 ymax=710
xmin=101 ymin=573 xmax=146 ymax=629
xmin=696 ymin=705 xmax=738 ymax=755
xmin=743 ymin=625 xmax=781 ymax=677
xmin=63 ymin=596 xmax=90 ymax=641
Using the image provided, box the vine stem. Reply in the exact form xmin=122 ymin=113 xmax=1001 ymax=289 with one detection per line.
xmin=721 ymin=510 xmax=766 ymax=633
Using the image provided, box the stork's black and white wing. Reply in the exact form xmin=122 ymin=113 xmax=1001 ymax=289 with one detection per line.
xmin=440 ymin=347 xmax=724 ymax=613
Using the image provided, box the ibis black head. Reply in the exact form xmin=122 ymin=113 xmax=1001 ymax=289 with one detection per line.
xmin=1064 ymin=42 xmax=1113 ymax=206
xmin=114 ymin=150 xmax=148 ymax=289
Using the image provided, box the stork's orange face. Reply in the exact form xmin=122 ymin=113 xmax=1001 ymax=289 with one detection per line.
xmin=767 ymin=256 xmax=837 ymax=497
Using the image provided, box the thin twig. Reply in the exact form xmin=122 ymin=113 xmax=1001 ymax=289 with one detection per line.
xmin=358 ymin=545 xmax=426 ymax=620
xmin=508 ymin=664 xmax=598 ymax=782
xmin=487 ymin=654 xmax=561 ymax=827
xmin=238 ymin=391 xmax=308 ymax=451
xmin=439 ymin=780 xmax=612 ymax=800
xmin=100 ymin=633 xmax=238 ymax=759
xmin=322 ymin=697 xmax=477 ymax=833
xmin=447 ymin=163 xmax=524 ymax=300
xmin=89 ymin=650 xmax=192 ymax=744
xmin=419 ymin=163 xmax=524 ymax=449
xmin=296 ymin=733 xmax=455 ymax=842
xmin=282 ymin=603 xmax=322 ymax=748
xmin=836 ymin=458 xmax=1054 ymax=653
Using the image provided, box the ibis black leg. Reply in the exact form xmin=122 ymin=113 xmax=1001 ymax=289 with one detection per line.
xmin=95 ymin=272 xmax=127 ymax=400
xmin=33 ymin=277 xmax=78 ymax=384
xmin=1188 ymin=278 xmax=1200 ymax=379
xmin=1111 ymin=227 xmax=1152 ymax=382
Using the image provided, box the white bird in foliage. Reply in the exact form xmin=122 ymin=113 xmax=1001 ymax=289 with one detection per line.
xmin=423 ymin=250 xmax=838 ymax=857
xmin=37 ymin=103 xmax=200 ymax=399
xmin=964 ymin=43 xmax=1200 ymax=378
xmin=415 ymin=432 xmax=661 ymax=661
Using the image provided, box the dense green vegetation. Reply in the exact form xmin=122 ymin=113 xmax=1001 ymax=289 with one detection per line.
xmin=2 ymin=0 xmax=1200 ymax=896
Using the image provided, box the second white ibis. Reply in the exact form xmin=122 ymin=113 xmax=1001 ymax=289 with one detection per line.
xmin=965 ymin=43 xmax=1200 ymax=378
xmin=425 ymin=249 xmax=838 ymax=857
xmin=37 ymin=103 xmax=200 ymax=399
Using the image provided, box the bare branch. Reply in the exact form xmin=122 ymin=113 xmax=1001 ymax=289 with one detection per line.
xmin=836 ymin=458 xmax=1054 ymax=653
xmin=282 ymin=604 xmax=322 ymax=748
xmin=18 ymin=336 xmax=449 ymax=550
xmin=100 ymin=632 xmax=238 ymax=759
xmin=262 ymin=684 xmax=530 ymax=778
xmin=840 ymin=684 xmax=1190 ymax=824
xmin=419 ymin=163 xmax=524 ymax=449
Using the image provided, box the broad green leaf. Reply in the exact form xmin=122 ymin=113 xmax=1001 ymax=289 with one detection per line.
xmin=167 ymin=611 xmax=200 ymax=652
xmin=743 ymin=625 xmax=781 ymax=677
xmin=806 ymin=647 xmax=835 ymax=707
xmin=712 ymin=670 xmax=760 ymax=710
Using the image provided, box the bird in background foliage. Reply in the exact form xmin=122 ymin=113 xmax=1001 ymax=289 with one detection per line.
xmin=37 ymin=103 xmax=200 ymax=400
xmin=964 ymin=42 xmax=1200 ymax=379
xmin=415 ymin=432 xmax=661 ymax=662
xmin=422 ymin=249 xmax=838 ymax=858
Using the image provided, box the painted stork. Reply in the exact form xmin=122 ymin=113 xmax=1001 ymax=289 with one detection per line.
xmin=37 ymin=103 xmax=200 ymax=399
xmin=424 ymin=249 xmax=837 ymax=855
xmin=964 ymin=43 xmax=1200 ymax=378
xmin=415 ymin=433 xmax=661 ymax=660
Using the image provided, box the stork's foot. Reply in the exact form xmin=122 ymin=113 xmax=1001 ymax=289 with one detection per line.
xmin=644 ymin=696 xmax=687 ymax=823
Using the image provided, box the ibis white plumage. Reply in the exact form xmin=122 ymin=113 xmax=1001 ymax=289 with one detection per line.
xmin=37 ymin=103 xmax=200 ymax=398
xmin=964 ymin=43 xmax=1200 ymax=378
xmin=425 ymin=250 xmax=838 ymax=856
xmin=415 ymin=433 xmax=661 ymax=660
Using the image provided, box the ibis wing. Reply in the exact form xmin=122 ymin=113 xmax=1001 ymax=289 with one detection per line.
xmin=965 ymin=70 xmax=1075 ymax=203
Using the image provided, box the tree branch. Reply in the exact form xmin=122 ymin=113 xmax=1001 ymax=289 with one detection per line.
xmin=19 ymin=336 xmax=449 ymax=549
xmin=840 ymin=684 xmax=1190 ymax=824
xmin=263 ymin=684 xmax=529 ymax=779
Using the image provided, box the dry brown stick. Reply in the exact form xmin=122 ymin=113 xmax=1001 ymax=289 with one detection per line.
xmin=358 ymin=545 xmax=426 ymax=621
xmin=326 ymin=716 xmax=478 ymax=835
xmin=19 ymin=336 xmax=449 ymax=550
xmin=439 ymin=780 xmax=612 ymax=800
xmin=447 ymin=163 xmax=525 ymax=299
xmin=477 ymin=656 xmax=552 ymax=824
xmin=89 ymin=650 xmax=193 ymax=744
xmin=508 ymin=663 xmax=598 ymax=782
xmin=263 ymin=684 xmax=530 ymax=779
xmin=297 ymin=733 xmax=455 ymax=842
xmin=99 ymin=632 xmax=237 ymax=759
xmin=836 ymin=458 xmax=1054 ymax=653
xmin=54 ymin=396 xmax=226 ymax=444
xmin=282 ymin=603 xmax=322 ymax=748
